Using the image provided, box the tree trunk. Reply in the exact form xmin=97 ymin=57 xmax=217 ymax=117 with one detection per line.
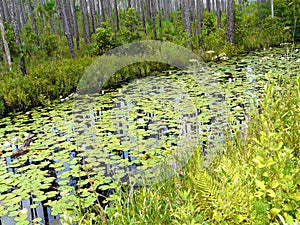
xmin=89 ymin=0 xmax=97 ymax=33
xmin=27 ymin=0 xmax=39 ymax=37
xmin=9 ymin=0 xmax=26 ymax=75
xmin=100 ymin=0 xmax=106 ymax=23
xmin=216 ymin=0 xmax=221 ymax=28
xmin=71 ymin=0 xmax=80 ymax=49
xmin=105 ymin=0 xmax=112 ymax=18
xmin=0 ymin=13 xmax=12 ymax=71
xmin=183 ymin=0 xmax=192 ymax=40
xmin=0 ymin=0 xmax=10 ymax=22
xmin=222 ymin=0 xmax=226 ymax=12
xmin=113 ymin=0 xmax=119 ymax=31
xmin=141 ymin=0 xmax=146 ymax=34
xmin=128 ymin=0 xmax=132 ymax=8
xmin=206 ymin=0 xmax=211 ymax=11
xmin=95 ymin=0 xmax=101 ymax=26
xmin=65 ymin=0 xmax=74 ymax=36
xmin=150 ymin=0 xmax=157 ymax=40
xmin=190 ymin=0 xmax=195 ymax=21
xmin=56 ymin=0 xmax=76 ymax=57
xmin=157 ymin=0 xmax=162 ymax=28
xmin=197 ymin=0 xmax=204 ymax=43
xmin=80 ymin=0 xmax=91 ymax=43
xmin=19 ymin=0 xmax=27 ymax=26
xmin=49 ymin=11 xmax=56 ymax=33
xmin=226 ymin=0 xmax=234 ymax=43
xmin=271 ymin=0 xmax=274 ymax=17
xmin=163 ymin=0 xmax=169 ymax=20
xmin=13 ymin=0 xmax=21 ymax=29
xmin=146 ymin=0 xmax=151 ymax=23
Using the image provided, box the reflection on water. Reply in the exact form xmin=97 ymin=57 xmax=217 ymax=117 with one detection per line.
xmin=1 ymin=46 xmax=299 ymax=224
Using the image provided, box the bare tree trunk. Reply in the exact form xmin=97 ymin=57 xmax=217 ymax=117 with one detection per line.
xmin=100 ymin=0 xmax=106 ymax=23
xmin=13 ymin=0 xmax=21 ymax=29
xmin=226 ymin=0 xmax=234 ymax=43
xmin=113 ymin=0 xmax=120 ymax=31
xmin=150 ymin=0 xmax=157 ymax=40
xmin=105 ymin=0 xmax=112 ymax=18
xmin=136 ymin=0 xmax=141 ymax=18
xmin=163 ymin=0 xmax=169 ymax=20
xmin=216 ymin=0 xmax=221 ymax=28
xmin=157 ymin=0 xmax=162 ymax=28
xmin=128 ymin=0 xmax=132 ymax=8
xmin=19 ymin=0 xmax=27 ymax=26
xmin=146 ymin=0 xmax=151 ymax=23
xmin=271 ymin=0 xmax=274 ymax=17
xmin=80 ymin=0 xmax=91 ymax=43
xmin=222 ymin=0 xmax=226 ymax=12
xmin=90 ymin=0 xmax=97 ymax=33
xmin=27 ymin=0 xmax=39 ymax=37
xmin=141 ymin=0 xmax=146 ymax=33
xmin=95 ymin=0 xmax=101 ymax=26
xmin=49 ymin=13 xmax=56 ymax=33
xmin=71 ymin=0 xmax=80 ymax=49
xmin=197 ymin=0 xmax=204 ymax=43
xmin=57 ymin=0 xmax=76 ymax=57
xmin=9 ymin=0 xmax=26 ymax=75
xmin=65 ymin=0 xmax=74 ymax=36
xmin=206 ymin=0 xmax=211 ymax=11
xmin=190 ymin=0 xmax=195 ymax=21
xmin=0 ymin=13 xmax=11 ymax=71
xmin=0 ymin=0 xmax=10 ymax=22
xmin=183 ymin=0 xmax=192 ymax=39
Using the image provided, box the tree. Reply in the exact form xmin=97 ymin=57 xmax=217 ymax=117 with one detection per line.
xmin=207 ymin=0 xmax=211 ymax=11
xmin=226 ymin=0 xmax=234 ymax=43
xmin=19 ymin=0 xmax=27 ymax=27
xmin=89 ymin=0 xmax=97 ymax=33
xmin=9 ymin=0 xmax=26 ymax=75
xmin=140 ymin=0 xmax=146 ymax=33
xmin=197 ymin=0 xmax=204 ymax=43
xmin=183 ymin=0 xmax=192 ymax=45
xmin=56 ymin=0 xmax=76 ymax=57
xmin=216 ymin=0 xmax=221 ymax=28
xmin=150 ymin=0 xmax=157 ymax=40
xmin=157 ymin=0 xmax=162 ymax=28
xmin=0 ymin=12 xmax=12 ymax=71
xmin=0 ymin=0 xmax=11 ymax=22
xmin=271 ymin=0 xmax=274 ymax=17
xmin=114 ymin=0 xmax=120 ymax=31
xmin=27 ymin=0 xmax=39 ymax=38
xmin=80 ymin=0 xmax=91 ymax=43
xmin=71 ymin=0 xmax=80 ymax=49
xmin=100 ymin=0 xmax=106 ymax=24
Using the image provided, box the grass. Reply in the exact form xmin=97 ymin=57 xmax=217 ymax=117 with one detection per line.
xmin=60 ymin=72 xmax=300 ymax=225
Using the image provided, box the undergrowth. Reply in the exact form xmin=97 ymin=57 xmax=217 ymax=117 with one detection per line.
xmin=61 ymin=72 xmax=300 ymax=224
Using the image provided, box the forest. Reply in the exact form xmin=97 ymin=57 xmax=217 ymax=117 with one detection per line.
xmin=0 ymin=0 xmax=300 ymax=224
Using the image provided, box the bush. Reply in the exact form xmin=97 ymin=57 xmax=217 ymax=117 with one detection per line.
xmin=0 ymin=57 xmax=94 ymax=116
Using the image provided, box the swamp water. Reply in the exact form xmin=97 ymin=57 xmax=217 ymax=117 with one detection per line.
xmin=0 ymin=46 xmax=299 ymax=225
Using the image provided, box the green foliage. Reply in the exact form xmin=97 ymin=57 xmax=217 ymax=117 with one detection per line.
xmin=20 ymin=25 xmax=40 ymax=57
xmin=0 ymin=57 xmax=93 ymax=115
xmin=93 ymin=27 xmax=115 ymax=56
xmin=41 ymin=26 xmax=59 ymax=57
xmin=61 ymin=71 xmax=300 ymax=225
xmin=119 ymin=8 xmax=142 ymax=43
xmin=3 ymin=22 xmax=19 ymax=58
